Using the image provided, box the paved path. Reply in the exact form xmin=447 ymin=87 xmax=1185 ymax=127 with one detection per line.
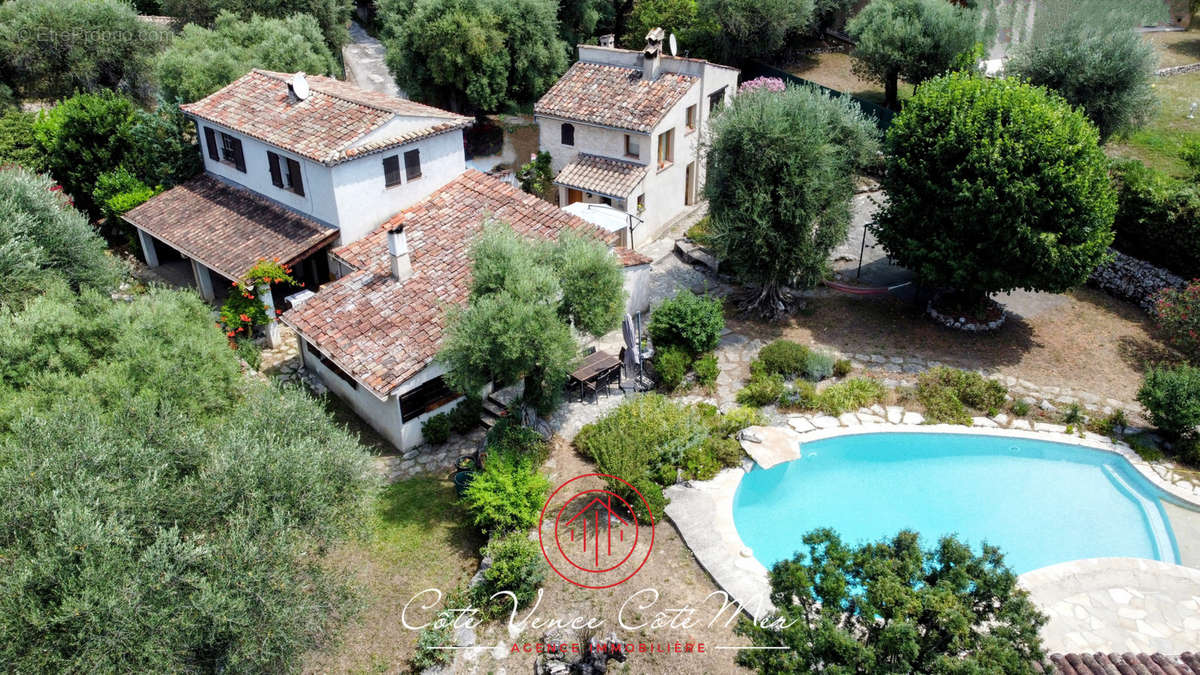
xmin=342 ymin=21 xmax=404 ymax=99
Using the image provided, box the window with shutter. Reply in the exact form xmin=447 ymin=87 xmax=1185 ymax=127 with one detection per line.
xmin=220 ymin=133 xmax=245 ymax=172
xmin=404 ymin=149 xmax=421 ymax=181
xmin=383 ymin=155 xmax=401 ymax=187
xmin=204 ymin=128 xmax=219 ymax=161
xmin=285 ymin=158 xmax=304 ymax=196
xmin=561 ymin=123 xmax=575 ymax=146
xmin=268 ymin=152 xmax=283 ymax=187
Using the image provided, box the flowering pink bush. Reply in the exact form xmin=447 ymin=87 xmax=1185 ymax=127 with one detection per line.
xmin=1155 ymin=282 xmax=1200 ymax=362
xmin=738 ymin=77 xmax=786 ymax=95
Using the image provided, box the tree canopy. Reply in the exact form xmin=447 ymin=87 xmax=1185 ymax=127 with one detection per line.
xmin=0 ymin=0 xmax=167 ymax=103
xmin=847 ymin=0 xmax=981 ymax=109
xmin=704 ymin=84 xmax=879 ymax=319
xmin=162 ymin=0 xmax=352 ymax=50
xmin=157 ymin=11 xmax=340 ymax=104
xmin=700 ymin=0 xmax=814 ymax=64
xmin=737 ymin=529 xmax=1048 ymax=674
xmin=625 ymin=0 xmax=717 ymax=59
xmin=872 ymin=73 xmax=1116 ymax=306
xmin=1007 ymin=8 xmax=1157 ymax=141
xmin=382 ymin=0 xmax=567 ymax=112
xmin=439 ymin=223 xmax=624 ymax=413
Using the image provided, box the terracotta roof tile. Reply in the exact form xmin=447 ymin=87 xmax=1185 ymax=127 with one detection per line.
xmin=615 ymin=246 xmax=651 ymax=266
xmin=123 ymin=175 xmax=337 ymax=280
xmin=554 ymin=153 xmax=646 ymax=199
xmin=181 ymin=70 xmax=471 ymax=165
xmin=534 ymin=62 xmax=695 ymax=133
xmin=283 ymin=170 xmax=640 ymax=397
xmin=1037 ymin=652 xmax=1200 ymax=674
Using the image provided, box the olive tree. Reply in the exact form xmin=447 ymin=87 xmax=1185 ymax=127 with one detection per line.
xmin=439 ymin=224 xmax=624 ymax=413
xmin=738 ymin=529 xmax=1048 ymax=674
xmin=872 ymin=73 xmax=1116 ymax=313
xmin=700 ymin=0 xmax=814 ymax=63
xmin=847 ymin=0 xmax=981 ymax=109
xmin=704 ymin=85 xmax=879 ymax=320
xmin=1007 ymin=9 xmax=1157 ymax=141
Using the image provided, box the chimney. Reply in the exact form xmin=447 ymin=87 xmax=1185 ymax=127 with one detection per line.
xmin=598 ymin=33 xmax=615 ymax=48
xmin=642 ymin=27 xmax=665 ymax=80
xmin=386 ymin=225 xmax=412 ymax=281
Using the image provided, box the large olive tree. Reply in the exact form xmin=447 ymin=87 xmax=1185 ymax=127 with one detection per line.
xmin=738 ymin=529 xmax=1048 ymax=674
xmin=872 ymin=73 xmax=1116 ymax=314
xmin=704 ymin=85 xmax=879 ymax=320
xmin=846 ymin=0 xmax=980 ymax=109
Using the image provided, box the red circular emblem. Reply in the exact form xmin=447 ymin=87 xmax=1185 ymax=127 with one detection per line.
xmin=538 ymin=473 xmax=655 ymax=589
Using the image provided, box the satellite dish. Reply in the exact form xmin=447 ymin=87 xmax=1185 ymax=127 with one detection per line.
xmin=291 ymin=72 xmax=310 ymax=100
xmin=669 ymin=33 xmax=678 ymax=56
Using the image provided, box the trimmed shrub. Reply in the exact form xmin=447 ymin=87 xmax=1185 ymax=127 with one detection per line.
xmin=448 ymin=395 xmax=482 ymax=433
xmin=486 ymin=418 xmax=549 ymax=464
xmin=462 ymin=449 xmax=550 ymax=534
xmin=802 ymin=350 xmax=836 ymax=381
xmin=779 ymin=380 xmax=818 ymax=411
xmin=817 ymin=378 xmax=887 ymax=415
xmin=736 ymin=373 xmax=786 ymax=407
xmin=1155 ymin=282 xmax=1200 ymax=364
xmin=918 ymin=367 xmax=1006 ymax=414
xmin=421 ymin=412 xmax=452 ymax=444
xmin=475 ymin=533 xmax=547 ymax=611
xmin=920 ymin=384 xmax=971 ymax=425
xmin=708 ymin=405 xmax=767 ymax=438
xmin=649 ymin=289 xmax=725 ymax=354
xmin=694 ymin=353 xmax=719 ymax=388
xmin=833 ymin=358 xmax=853 ymax=377
xmin=655 ymin=344 xmax=693 ymax=391
xmin=1111 ymin=160 xmax=1200 ymax=279
xmin=1138 ymin=365 xmax=1200 ymax=441
xmin=757 ymin=339 xmax=810 ymax=376
xmin=1011 ymin=399 xmax=1032 ymax=417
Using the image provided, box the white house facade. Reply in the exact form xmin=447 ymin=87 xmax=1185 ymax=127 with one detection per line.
xmin=534 ymin=29 xmax=740 ymax=249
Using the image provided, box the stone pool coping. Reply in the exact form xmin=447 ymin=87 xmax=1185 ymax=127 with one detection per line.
xmin=663 ymin=417 xmax=1200 ymax=628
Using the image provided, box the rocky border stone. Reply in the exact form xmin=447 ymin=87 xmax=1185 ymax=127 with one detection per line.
xmin=927 ymin=296 xmax=1007 ymax=332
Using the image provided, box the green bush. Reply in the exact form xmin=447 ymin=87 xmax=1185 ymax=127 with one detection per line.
xmin=802 ymin=350 xmax=836 ymax=381
xmin=779 ymin=380 xmax=818 ymax=411
xmin=421 ymin=413 xmax=452 ymax=444
xmin=833 ymin=358 xmax=853 ymax=377
xmin=1138 ymin=365 xmax=1200 ymax=441
xmin=920 ymin=384 xmax=971 ymax=425
xmin=234 ymin=337 xmax=261 ymax=370
xmin=0 ymin=110 xmax=44 ymax=172
xmin=707 ymin=405 xmax=767 ymax=438
xmin=817 ymin=378 xmax=887 ymax=415
xmin=736 ymin=373 xmax=786 ymax=407
xmin=475 ymin=533 xmax=547 ymax=611
xmin=686 ymin=216 xmax=714 ymax=247
xmin=1010 ymin=398 xmax=1032 ymax=417
xmin=1111 ymin=160 xmax=1200 ymax=279
xmin=649 ymin=289 xmax=725 ymax=354
xmin=486 ymin=418 xmax=549 ymax=464
xmin=448 ymin=395 xmax=482 ymax=433
xmin=917 ymin=367 xmax=1006 ymax=419
xmin=412 ymin=622 xmax=454 ymax=670
xmin=705 ymin=435 xmax=743 ymax=467
xmin=463 ymin=449 xmax=550 ymax=534
xmin=694 ymin=352 xmax=719 ymax=388
xmin=757 ymin=339 xmax=810 ymax=376
xmin=655 ymin=344 xmax=693 ymax=391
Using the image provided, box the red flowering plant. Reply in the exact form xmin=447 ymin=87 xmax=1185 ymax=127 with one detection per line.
xmin=1155 ymin=281 xmax=1200 ymax=363
xmin=217 ymin=259 xmax=298 ymax=343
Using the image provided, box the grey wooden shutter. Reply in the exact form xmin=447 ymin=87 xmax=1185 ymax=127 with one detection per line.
xmin=229 ymin=138 xmax=246 ymax=172
xmin=383 ymin=155 xmax=401 ymax=187
xmin=204 ymin=128 xmax=219 ymax=160
xmin=404 ymin=149 xmax=421 ymax=180
xmin=267 ymin=152 xmax=283 ymax=187
xmin=286 ymin=158 xmax=304 ymax=196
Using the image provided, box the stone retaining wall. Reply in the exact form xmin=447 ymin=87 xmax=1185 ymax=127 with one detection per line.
xmin=1156 ymin=62 xmax=1200 ymax=77
xmin=1089 ymin=248 xmax=1185 ymax=313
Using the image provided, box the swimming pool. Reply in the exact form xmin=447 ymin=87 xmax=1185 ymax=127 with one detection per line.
xmin=732 ymin=432 xmax=1180 ymax=574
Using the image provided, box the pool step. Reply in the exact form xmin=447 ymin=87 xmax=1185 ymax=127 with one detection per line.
xmin=1101 ymin=464 xmax=1178 ymax=564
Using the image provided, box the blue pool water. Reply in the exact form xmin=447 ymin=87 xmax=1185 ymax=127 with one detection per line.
xmin=732 ymin=433 xmax=1179 ymax=574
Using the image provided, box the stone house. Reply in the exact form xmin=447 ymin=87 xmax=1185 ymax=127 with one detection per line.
xmin=125 ymin=69 xmax=649 ymax=451
xmin=534 ymin=29 xmax=739 ymax=248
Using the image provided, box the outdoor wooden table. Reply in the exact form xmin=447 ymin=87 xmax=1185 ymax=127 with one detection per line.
xmin=568 ymin=350 xmax=621 ymax=401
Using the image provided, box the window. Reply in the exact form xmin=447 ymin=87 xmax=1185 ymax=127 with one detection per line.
xmin=267 ymin=151 xmax=304 ymax=196
xmin=709 ymin=87 xmax=727 ymax=114
xmin=383 ymin=155 xmax=402 ymax=187
xmin=219 ymin=132 xmax=245 ymax=172
xmin=636 ymin=193 xmax=645 ymax=213
xmin=404 ymin=148 xmax=421 ymax=181
xmin=656 ymin=128 xmax=674 ymax=169
xmin=686 ymin=104 xmax=697 ymax=132
xmin=624 ymin=134 xmax=639 ymax=158
xmin=561 ymin=123 xmax=575 ymax=146
xmin=399 ymin=376 xmax=460 ymax=423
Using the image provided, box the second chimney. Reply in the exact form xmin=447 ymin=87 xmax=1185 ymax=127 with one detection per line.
xmin=598 ymin=33 xmax=615 ymax=48
xmin=387 ymin=225 xmax=412 ymax=281
xmin=642 ymin=27 xmax=665 ymax=81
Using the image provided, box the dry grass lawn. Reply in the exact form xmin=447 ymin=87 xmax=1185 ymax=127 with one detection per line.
xmin=1147 ymin=27 xmax=1200 ymax=67
xmin=781 ymin=51 xmax=914 ymax=107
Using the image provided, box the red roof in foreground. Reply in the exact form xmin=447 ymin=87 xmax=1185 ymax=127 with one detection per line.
xmin=282 ymin=170 xmax=641 ymax=398
xmin=123 ymin=175 xmax=337 ymax=280
xmin=1038 ymin=652 xmax=1200 ymax=674
xmin=181 ymin=70 xmax=470 ymax=165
